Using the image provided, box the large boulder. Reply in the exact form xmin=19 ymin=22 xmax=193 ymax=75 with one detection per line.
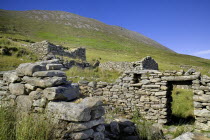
xmin=46 ymin=97 xmax=104 ymax=121
xmin=43 ymin=84 xmax=80 ymax=101
xmin=9 ymin=83 xmax=26 ymax=95
xmin=22 ymin=76 xmax=67 ymax=88
xmin=16 ymin=63 xmax=46 ymax=76
xmin=35 ymin=59 xmax=60 ymax=66
xmin=3 ymin=71 xmax=20 ymax=83
xmin=32 ymin=70 xmax=66 ymax=77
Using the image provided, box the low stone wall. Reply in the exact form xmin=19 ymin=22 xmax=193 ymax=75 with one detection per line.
xmin=29 ymin=41 xmax=86 ymax=60
xmin=0 ymin=60 xmax=105 ymax=140
xmin=99 ymin=56 xmax=158 ymax=72
xmin=80 ymin=69 xmax=210 ymax=131
xmin=99 ymin=61 xmax=133 ymax=72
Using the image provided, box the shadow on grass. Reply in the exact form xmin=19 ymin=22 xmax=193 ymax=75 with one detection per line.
xmin=167 ymin=114 xmax=195 ymax=126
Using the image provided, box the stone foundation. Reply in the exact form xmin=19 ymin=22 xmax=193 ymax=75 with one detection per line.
xmin=0 ymin=60 xmax=105 ymax=140
xmin=29 ymin=41 xmax=86 ymax=61
xmin=80 ymin=68 xmax=210 ymax=131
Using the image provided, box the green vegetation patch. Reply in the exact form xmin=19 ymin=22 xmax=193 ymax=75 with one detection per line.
xmin=171 ymin=88 xmax=194 ymax=123
xmin=0 ymin=106 xmax=53 ymax=140
xmin=65 ymin=67 xmax=121 ymax=83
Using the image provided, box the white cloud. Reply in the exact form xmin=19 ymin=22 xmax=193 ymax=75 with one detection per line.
xmin=193 ymin=50 xmax=210 ymax=55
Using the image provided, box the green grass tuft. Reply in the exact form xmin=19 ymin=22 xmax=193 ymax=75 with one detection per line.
xmin=0 ymin=106 xmax=53 ymax=140
xmin=65 ymin=67 xmax=121 ymax=83
xmin=171 ymin=88 xmax=194 ymax=119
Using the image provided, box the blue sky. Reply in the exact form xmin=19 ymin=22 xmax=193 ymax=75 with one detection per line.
xmin=1 ymin=0 xmax=210 ymax=59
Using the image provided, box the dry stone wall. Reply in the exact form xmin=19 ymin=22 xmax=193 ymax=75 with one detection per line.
xmin=0 ymin=60 xmax=105 ymax=140
xmin=29 ymin=40 xmax=86 ymax=60
xmin=99 ymin=56 xmax=158 ymax=72
xmin=80 ymin=67 xmax=210 ymax=131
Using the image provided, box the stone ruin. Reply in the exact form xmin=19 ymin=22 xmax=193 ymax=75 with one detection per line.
xmin=80 ymin=57 xmax=210 ymax=132
xmin=0 ymin=59 xmax=105 ymax=140
xmin=99 ymin=56 xmax=158 ymax=72
xmin=0 ymin=56 xmax=210 ymax=139
xmin=0 ymin=59 xmax=142 ymax=140
xmin=29 ymin=40 xmax=86 ymax=61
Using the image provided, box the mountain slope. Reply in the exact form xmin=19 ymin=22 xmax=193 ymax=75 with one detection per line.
xmin=0 ymin=9 xmax=210 ymax=75
xmin=0 ymin=9 xmax=172 ymax=51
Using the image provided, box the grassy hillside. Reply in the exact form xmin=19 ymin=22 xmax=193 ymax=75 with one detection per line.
xmin=0 ymin=9 xmax=210 ymax=76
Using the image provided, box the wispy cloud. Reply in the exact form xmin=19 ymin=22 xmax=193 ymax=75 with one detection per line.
xmin=193 ymin=50 xmax=210 ymax=55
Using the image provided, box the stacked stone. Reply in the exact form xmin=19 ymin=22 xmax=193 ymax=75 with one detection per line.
xmin=29 ymin=41 xmax=86 ymax=60
xmin=79 ymin=70 xmax=169 ymax=123
xmin=47 ymin=97 xmax=105 ymax=140
xmin=99 ymin=61 xmax=133 ymax=72
xmin=63 ymin=60 xmax=90 ymax=69
xmin=99 ymin=56 xmax=158 ymax=72
xmin=104 ymin=120 xmax=140 ymax=140
xmin=79 ymin=67 xmax=210 ymax=129
xmin=193 ymin=75 xmax=210 ymax=131
xmin=1 ymin=59 xmax=105 ymax=140
xmin=132 ymin=56 xmax=158 ymax=71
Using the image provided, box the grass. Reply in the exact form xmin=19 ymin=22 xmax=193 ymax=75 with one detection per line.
xmin=171 ymin=87 xmax=194 ymax=122
xmin=0 ymin=106 xmax=53 ymax=140
xmin=65 ymin=67 xmax=121 ymax=83
xmin=131 ymin=110 xmax=164 ymax=140
xmin=0 ymin=37 xmax=37 ymax=71
xmin=0 ymin=9 xmax=210 ymax=76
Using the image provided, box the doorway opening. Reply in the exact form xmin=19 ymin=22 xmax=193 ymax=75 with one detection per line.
xmin=167 ymin=81 xmax=195 ymax=125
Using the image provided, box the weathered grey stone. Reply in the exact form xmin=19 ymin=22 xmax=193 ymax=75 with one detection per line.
xmin=155 ymin=91 xmax=166 ymax=96
xmin=3 ymin=71 xmax=20 ymax=83
xmin=130 ymin=83 xmax=142 ymax=87
xmin=16 ymin=95 xmax=32 ymax=112
xmin=29 ymin=89 xmax=43 ymax=100
xmin=185 ymin=68 xmax=196 ymax=75
xmin=43 ymin=84 xmax=80 ymax=101
xmin=16 ymin=63 xmax=46 ymax=76
xmin=22 ymin=76 xmax=67 ymax=88
xmin=110 ymin=121 xmax=120 ymax=134
xmin=92 ymin=132 xmax=105 ymax=140
xmin=193 ymin=90 xmax=204 ymax=95
xmin=141 ymin=80 xmax=150 ymax=85
xmin=123 ymin=126 xmax=135 ymax=134
xmin=32 ymin=98 xmax=47 ymax=107
xmin=46 ymin=97 xmax=103 ymax=121
xmin=142 ymin=85 xmax=160 ymax=88
xmin=151 ymin=104 xmax=166 ymax=109
xmin=9 ymin=83 xmax=25 ymax=95
xmin=46 ymin=64 xmax=63 ymax=70
xmin=36 ymin=59 xmax=60 ymax=65
xmin=88 ymin=81 xmax=97 ymax=88
xmin=32 ymin=70 xmax=66 ymax=77
xmin=67 ymin=118 xmax=104 ymax=132
xmin=150 ymin=78 xmax=161 ymax=83
xmin=173 ymin=132 xmax=195 ymax=140
xmin=69 ymin=129 xmax=94 ymax=140
xmin=194 ymin=102 xmax=202 ymax=108
xmin=194 ymin=109 xmax=210 ymax=117
xmin=79 ymin=80 xmax=89 ymax=85
xmin=161 ymin=74 xmax=200 ymax=81
xmin=193 ymin=95 xmax=210 ymax=103
xmin=25 ymin=84 xmax=36 ymax=91
xmin=96 ymin=125 xmax=105 ymax=132
xmin=91 ymin=106 xmax=105 ymax=119
xmin=193 ymin=86 xmax=210 ymax=91
xmin=195 ymin=122 xmax=210 ymax=131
